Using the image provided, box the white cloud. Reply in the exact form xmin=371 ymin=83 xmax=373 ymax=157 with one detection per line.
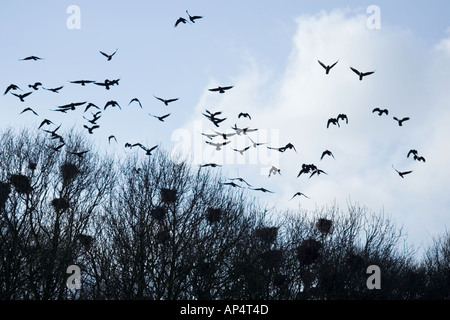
xmin=177 ymin=9 xmax=450 ymax=252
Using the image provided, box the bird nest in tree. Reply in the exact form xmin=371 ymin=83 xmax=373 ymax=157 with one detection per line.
xmin=160 ymin=188 xmax=177 ymax=203
xmin=205 ymin=207 xmax=222 ymax=224
xmin=28 ymin=161 xmax=37 ymax=171
xmin=77 ymin=234 xmax=94 ymax=250
xmin=151 ymin=206 xmax=167 ymax=221
xmin=8 ymin=174 xmax=33 ymax=194
xmin=254 ymin=227 xmax=279 ymax=244
xmin=60 ymin=162 xmax=80 ymax=182
xmin=51 ymin=198 xmax=70 ymax=211
xmin=316 ymin=218 xmax=333 ymax=235
xmin=296 ymin=238 xmax=322 ymax=265
xmin=155 ymin=230 xmax=171 ymax=244
xmin=0 ymin=182 xmax=11 ymax=208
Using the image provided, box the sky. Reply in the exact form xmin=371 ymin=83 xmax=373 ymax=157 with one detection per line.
xmin=0 ymin=0 xmax=449 ymax=256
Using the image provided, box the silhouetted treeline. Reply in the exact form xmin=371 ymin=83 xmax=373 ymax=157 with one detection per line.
xmin=0 ymin=128 xmax=448 ymax=300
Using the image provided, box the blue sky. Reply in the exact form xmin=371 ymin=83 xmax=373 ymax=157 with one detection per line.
xmin=1 ymin=1 xmax=449 ymax=255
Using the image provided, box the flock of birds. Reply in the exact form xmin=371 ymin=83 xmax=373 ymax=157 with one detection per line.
xmin=2 ymin=10 xmax=425 ymax=204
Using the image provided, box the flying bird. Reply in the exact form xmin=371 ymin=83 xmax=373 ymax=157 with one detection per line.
xmin=268 ymin=166 xmax=281 ymax=177
xmin=337 ymin=114 xmax=348 ymax=124
xmin=228 ymin=177 xmax=252 ymax=187
xmin=309 ymin=169 xmax=328 ymax=179
xmin=153 ymin=95 xmax=179 ymax=106
xmin=297 ymin=164 xmax=318 ymax=178
xmin=327 ymin=118 xmax=340 ymax=128
xmin=20 ymin=56 xmax=43 ymax=61
xmin=70 ymin=80 xmax=95 ymax=86
xmin=48 ymin=143 xmax=65 ymax=152
xmin=213 ymin=130 xmax=236 ymax=140
xmin=128 ymin=98 xmax=143 ymax=108
xmin=372 ymin=108 xmax=389 ymax=116
xmin=393 ymin=116 xmax=410 ymax=126
xmin=392 ymin=165 xmax=412 ymax=178
xmin=200 ymin=163 xmax=222 ymax=168
xmin=221 ymin=182 xmax=242 ymax=188
xmin=38 ymin=119 xmax=53 ymax=129
xmin=83 ymin=111 xmax=102 ymax=124
xmin=108 ymin=135 xmax=117 ymax=144
xmin=232 ymin=146 xmax=251 ymax=155
xmin=407 ymin=149 xmax=418 ymax=158
xmin=289 ymin=192 xmax=310 ymax=200
xmin=104 ymin=100 xmax=121 ymax=110
xmin=238 ymin=112 xmax=251 ymax=120
xmin=414 ymin=155 xmax=426 ymax=162
xmin=175 ymin=17 xmax=188 ymax=27
xmin=132 ymin=143 xmax=158 ymax=156
xmin=320 ymin=150 xmax=335 ymax=160
xmin=19 ymin=107 xmax=38 ymax=116
xmin=84 ymin=103 xmax=100 ymax=113
xmin=318 ymin=60 xmax=339 ymax=74
xmin=28 ymin=82 xmax=43 ymax=90
xmin=209 ymin=86 xmax=233 ymax=94
xmin=350 ymin=67 xmax=375 ymax=80
xmin=186 ymin=10 xmax=203 ymax=23
xmin=100 ymin=49 xmax=118 ymax=61
xmin=205 ymin=140 xmax=231 ymax=151
xmin=11 ymin=92 xmax=32 ymax=102
xmin=199 ymin=132 xmax=219 ymax=140
xmin=203 ymin=110 xmax=227 ymax=127
xmin=249 ymin=187 xmax=274 ymax=193
xmin=149 ymin=113 xmax=171 ymax=122
xmin=44 ymin=86 xmax=64 ymax=93
xmin=247 ymin=136 xmax=266 ymax=148
xmin=83 ymin=125 xmax=100 ymax=134
xmin=4 ymin=84 xmax=21 ymax=95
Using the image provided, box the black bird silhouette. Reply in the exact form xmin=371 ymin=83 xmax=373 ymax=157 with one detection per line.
xmin=321 ymin=150 xmax=335 ymax=160
xmin=199 ymin=132 xmax=219 ymax=139
xmin=83 ymin=125 xmax=100 ymax=134
xmin=11 ymin=92 xmax=32 ymax=102
xmin=186 ymin=10 xmax=203 ymax=23
xmin=309 ymin=169 xmax=327 ymax=178
xmin=297 ymin=164 xmax=318 ymax=178
xmin=200 ymin=163 xmax=222 ymax=168
xmin=213 ymin=130 xmax=236 ymax=140
xmin=393 ymin=116 xmax=410 ymax=126
xmin=149 ymin=113 xmax=171 ymax=122
xmin=94 ymin=80 xmax=115 ymax=90
xmin=221 ymin=182 xmax=242 ymax=188
xmin=232 ymin=146 xmax=251 ymax=155
xmin=228 ymin=177 xmax=252 ymax=187
xmin=154 ymin=95 xmax=178 ymax=106
xmin=104 ymin=100 xmax=121 ymax=110
xmin=318 ymin=60 xmax=338 ymax=74
xmin=20 ymin=56 xmax=43 ymax=61
xmin=83 ymin=111 xmax=102 ymax=124
xmin=337 ymin=114 xmax=348 ymax=124
xmin=38 ymin=119 xmax=53 ymax=129
xmin=203 ymin=110 xmax=227 ymax=127
xmin=372 ymin=107 xmax=389 ymax=116
xmin=327 ymin=118 xmax=340 ymax=128
xmin=414 ymin=155 xmax=426 ymax=162
xmin=290 ymin=192 xmax=310 ymax=200
xmin=268 ymin=143 xmax=296 ymax=153
xmin=407 ymin=149 xmax=418 ymax=158
xmin=238 ymin=112 xmax=251 ymax=120
xmin=132 ymin=143 xmax=158 ymax=156
xmin=350 ymin=67 xmax=375 ymax=80
xmin=84 ymin=103 xmax=100 ymax=113
xmin=48 ymin=143 xmax=65 ymax=152
xmin=249 ymin=187 xmax=274 ymax=193
xmin=28 ymin=82 xmax=43 ymax=90
xmin=44 ymin=86 xmax=64 ymax=93
xmin=4 ymin=84 xmax=21 ymax=95
xmin=108 ymin=135 xmax=117 ymax=144
xmin=205 ymin=140 xmax=230 ymax=151
xmin=209 ymin=86 xmax=233 ymax=93
xmin=175 ymin=17 xmax=188 ymax=27
xmin=392 ymin=165 xmax=412 ymax=178
xmin=43 ymin=124 xmax=61 ymax=137
xmin=128 ymin=98 xmax=143 ymax=108
xmin=54 ymin=101 xmax=86 ymax=112
xmin=70 ymin=80 xmax=95 ymax=86
xmin=19 ymin=107 xmax=38 ymax=116
xmin=100 ymin=49 xmax=118 ymax=61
